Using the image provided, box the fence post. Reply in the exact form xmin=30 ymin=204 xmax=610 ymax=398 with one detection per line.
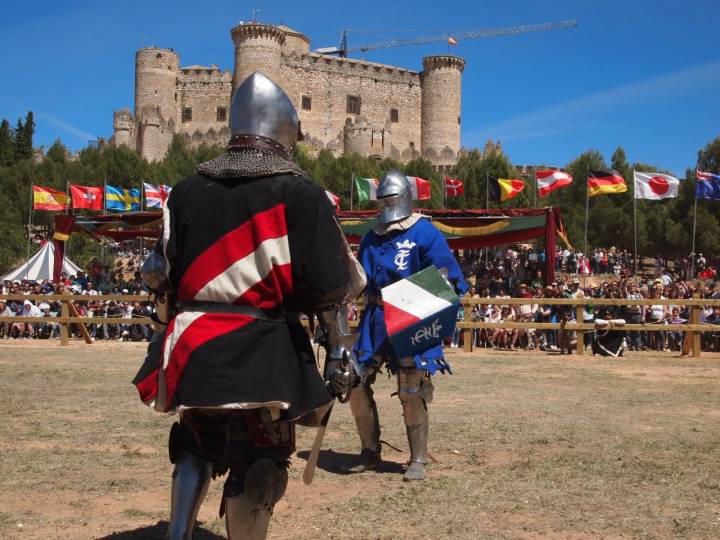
xmin=60 ymin=299 xmax=69 ymax=346
xmin=575 ymin=305 xmax=584 ymax=356
xmin=463 ymin=300 xmax=473 ymax=353
xmin=690 ymin=294 xmax=701 ymax=358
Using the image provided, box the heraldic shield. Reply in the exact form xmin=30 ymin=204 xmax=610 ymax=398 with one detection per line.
xmin=380 ymin=265 xmax=460 ymax=358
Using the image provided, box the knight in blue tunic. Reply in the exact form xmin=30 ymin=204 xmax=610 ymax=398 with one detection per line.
xmin=346 ymin=170 xmax=468 ymax=481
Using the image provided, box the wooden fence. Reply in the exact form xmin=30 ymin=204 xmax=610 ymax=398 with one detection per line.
xmin=458 ymin=297 xmax=720 ymax=357
xmin=0 ymin=294 xmax=719 ymax=357
xmin=0 ymin=294 xmax=152 ymax=345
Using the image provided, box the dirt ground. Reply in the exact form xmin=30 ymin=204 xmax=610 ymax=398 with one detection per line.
xmin=1 ymin=342 xmax=719 ymax=539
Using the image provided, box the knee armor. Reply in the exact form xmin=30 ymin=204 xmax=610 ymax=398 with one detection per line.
xmin=397 ymin=367 xmax=434 ymax=426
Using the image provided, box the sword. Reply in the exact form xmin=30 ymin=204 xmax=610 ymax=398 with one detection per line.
xmin=302 ymin=401 xmax=334 ymax=485
xmin=302 ymin=339 xmax=354 ymax=485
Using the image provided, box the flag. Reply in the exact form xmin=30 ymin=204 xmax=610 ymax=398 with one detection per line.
xmin=488 ymin=176 xmax=525 ymax=203
xmin=444 ymin=176 xmax=464 ymax=197
xmin=447 ymin=36 xmax=458 ymax=46
xmin=695 ymin=169 xmax=720 ymax=201
xmin=588 ymin=170 xmax=627 ymax=197
xmin=143 ymin=182 xmax=172 ymax=209
xmin=405 ymin=176 xmax=432 ymax=200
xmin=535 ymin=170 xmax=573 ymax=197
xmin=105 ymin=184 xmax=141 ymax=212
xmin=33 ymin=185 xmax=69 ymax=211
xmin=633 ymin=171 xmax=679 ymax=200
xmin=70 ymin=185 xmax=103 ymax=210
xmin=354 ymin=176 xmax=378 ymax=202
xmin=325 ymin=190 xmax=341 ymax=208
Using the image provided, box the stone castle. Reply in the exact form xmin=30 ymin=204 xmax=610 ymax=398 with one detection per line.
xmin=112 ymin=23 xmax=465 ymax=170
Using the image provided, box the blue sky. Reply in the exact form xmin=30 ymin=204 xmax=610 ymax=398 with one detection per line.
xmin=1 ymin=0 xmax=718 ymax=176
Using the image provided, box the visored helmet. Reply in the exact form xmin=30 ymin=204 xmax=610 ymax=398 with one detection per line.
xmin=376 ymin=169 xmax=412 ymax=224
xmin=228 ymin=71 xmax=298 ymax=158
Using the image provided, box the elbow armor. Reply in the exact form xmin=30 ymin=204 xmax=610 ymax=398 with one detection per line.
xmin=141 ymin=252 xmax=170 ymax=293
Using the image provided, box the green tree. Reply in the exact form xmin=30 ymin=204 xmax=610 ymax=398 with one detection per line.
xmin=14 ymin=118 xmax=26 ymax=162
xmin=0 ymin=119 xmax=14 ymax=166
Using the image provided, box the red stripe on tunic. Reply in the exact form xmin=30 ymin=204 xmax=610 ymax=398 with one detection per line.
xmin=234 ymin=262 xmax=293 ymax=307
xmin=163 ymin=313 xmax=253 ymax=409
xmin=135 ymin=369 xmax=159 ymax=404
xmin=178 ymin=204 xmax=288 ymax=300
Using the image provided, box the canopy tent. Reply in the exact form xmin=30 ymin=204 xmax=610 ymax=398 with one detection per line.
xmin=2 ymin=242 xmax=82 ymax=282
xmin=339 ymin=207 xmax=569 ymax=283
xmin=53 ymin=206 xmax=569 ymax=283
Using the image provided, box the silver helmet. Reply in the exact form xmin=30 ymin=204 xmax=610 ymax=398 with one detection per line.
xmin=376 ymin=169 xmax=413 ymax=224
xmin=228 ymin=71 xmax=299 ymax=158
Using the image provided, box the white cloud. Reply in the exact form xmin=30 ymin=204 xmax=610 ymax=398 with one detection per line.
xmin=465 ymin=59 xmax=720 ymax=144
xmin=35 ymin=111 xmax=96 ymax=143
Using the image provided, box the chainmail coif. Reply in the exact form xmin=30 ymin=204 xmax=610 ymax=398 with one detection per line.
xmin=197 ymin=147 xmax=307 ymax=179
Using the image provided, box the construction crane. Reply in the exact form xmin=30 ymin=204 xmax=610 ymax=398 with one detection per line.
xmin=315 ymin=20 xmax=577 ymax=57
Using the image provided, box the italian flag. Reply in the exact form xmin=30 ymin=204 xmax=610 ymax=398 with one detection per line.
xmin=382 ymin=266 xmax=458 ymax=336
xmin=354 ymin=176 xmax=378 ymax=202
xmin=405 ymin=176 xmax=432 ymax=200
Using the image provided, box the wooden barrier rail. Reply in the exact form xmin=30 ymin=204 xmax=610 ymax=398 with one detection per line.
xmin=1 ymin=294 xmax=718 ymax=356
xmin=459 ymin=296 xmax=720 ymax=358
xmin=0 ymin=294 xmax=153 ymax=345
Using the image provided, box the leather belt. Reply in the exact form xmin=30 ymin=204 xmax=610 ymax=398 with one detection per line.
xmin=177 ymin=301 xmax=297 ymax=323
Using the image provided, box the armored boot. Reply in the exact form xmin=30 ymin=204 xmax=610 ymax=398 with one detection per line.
xmin=397 ymin=363 xmax=432 ymax=482
xmin=224 ymin=458 xmax=288 ymax=540
xmin=404 ymin=417 xmax=429 ymax=481
xmin=167 ymin=450 xmax=213 ymax=540
xmin=342 ymin=380 xmax=381 ymax=473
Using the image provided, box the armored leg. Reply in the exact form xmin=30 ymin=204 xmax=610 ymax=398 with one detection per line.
xmin=343 ymin=370 xmax=381 ymax=473
xmin=167 ymin=448 xmax=213 ymax=540
xmin=397 ymin=359 xmax=433 ymax=481
xmin=225 ymin=458 xmax=288 ymax=540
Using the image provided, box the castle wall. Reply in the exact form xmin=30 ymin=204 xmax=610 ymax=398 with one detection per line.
xmin=176 ymin=67 xmax=232 ymax=143
xmin=280 ymin=53 xmax=422 ymax=160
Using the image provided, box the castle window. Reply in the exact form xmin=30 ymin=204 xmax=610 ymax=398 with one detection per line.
xmin=182 ymin=107 xmax=192 ymax=123
xmin=346 ymin=95 xmax=361 ymax=115
xmin=216 ymin=107 xmax=227 ymax=122
xmin=458 ymin=116 xmax=461 ymax=125
xmin=390 ymin=108 xmax=399 ymax=123
xmin=301 ymin=95 xmax=312 ymax=111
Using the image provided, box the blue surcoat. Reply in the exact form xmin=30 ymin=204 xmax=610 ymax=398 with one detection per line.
xmin=353 ymin=217 xmax=468 ymax=374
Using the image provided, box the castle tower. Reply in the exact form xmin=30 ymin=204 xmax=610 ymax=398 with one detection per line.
xmin=112 ymin=108 xmax=134 ymax=148
xmin=230 ymin=23 xmax=285 ymax=93
xmin=420 ymin=55 xmax=465 ymax=170
xmin=134 ymin=47 xmax=180 ymax=125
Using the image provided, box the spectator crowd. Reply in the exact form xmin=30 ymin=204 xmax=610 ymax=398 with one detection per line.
xmin=1 ymin=241 xmax=719 ymax=354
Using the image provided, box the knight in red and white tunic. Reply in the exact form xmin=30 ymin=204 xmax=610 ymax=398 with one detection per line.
xmin=134 ymin=72 xmax=355 ymax=540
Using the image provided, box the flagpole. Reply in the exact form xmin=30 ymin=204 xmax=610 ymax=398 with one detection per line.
xmin=633 ymin=169 xmax=638 ymax=275
xmin=66 ymin=181 xmax=70 ymax=215
xmin=103 ymin=179 xmax=107 ymax=213
xmin=485 ymin=171 xmax=489 ymax=210
xmin=442 ymin=177 xmax=446 ymax=210
xmin=140 ymin=179 xmax=144 ymax=211
xmin=533 ymin=172 xmax=537 ymax=208
xmin=690 ymin=194 xmax=698 ymax=279
xmin=584 ymin=167 xmax=590 ymax=272
xmin=26 ymin=184 xmax=34 ymax=279
xmin=350 ymin=173 xmax=354 ymax=211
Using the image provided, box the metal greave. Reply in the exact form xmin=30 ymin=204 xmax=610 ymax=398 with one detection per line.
xmin=348 ymin=381 xmax=381 ymax=454
xmin=167 ymin=451 xmax=212 ymax=540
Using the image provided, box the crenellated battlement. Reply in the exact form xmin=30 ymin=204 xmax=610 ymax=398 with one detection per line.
xmin=230 ymin=23 xmax=286 ymax=45
xmin=422 ymin=55 xmax=466 ymax=72
xmin=283 ymin=52 xmax=420 ymax=84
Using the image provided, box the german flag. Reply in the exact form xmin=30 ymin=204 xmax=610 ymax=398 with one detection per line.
xmin=588 ymin=170 xmax=627 ymax=197
xmin=489 ymin=176 xmax=525 ymax=203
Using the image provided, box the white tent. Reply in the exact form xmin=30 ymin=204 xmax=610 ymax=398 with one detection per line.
xmin=1 ymin=242 xmax=82 ymax=282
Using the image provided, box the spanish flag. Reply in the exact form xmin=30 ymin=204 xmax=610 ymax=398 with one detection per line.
xmin=588 ymin=170 xmax=627 ymax=197
xmin=33 ymin=185 xmax=69 ymax=211
xmin=489 ymin=176 xmax=525 ymax=203
xmin=105 ymin=184 xmax=141 ymax=212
